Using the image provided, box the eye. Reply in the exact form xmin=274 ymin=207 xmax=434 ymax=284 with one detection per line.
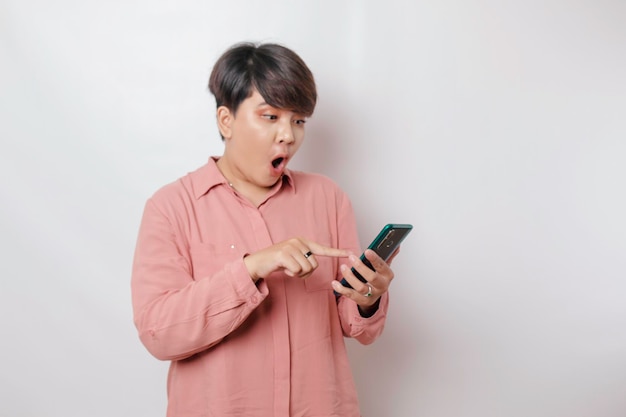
xmin=262 ymin=114 xmax=278 ymax=120
xmin=293 ymin=118 xmax=307 ymax=125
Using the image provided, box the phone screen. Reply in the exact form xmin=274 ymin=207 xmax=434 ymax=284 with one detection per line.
xmin=338 ymin=223 xmax=412 ymax=290
xmin=370 ymin=226 xmax=412 ymax=261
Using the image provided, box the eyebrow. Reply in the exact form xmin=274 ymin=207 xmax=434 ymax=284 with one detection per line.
xmin=255 ymin=102 xmax=305 ymax=116
xmin=256 ymin=102 xmax=284 ymax=112
xmin=256 ymin=102 xmax=272 ymax=108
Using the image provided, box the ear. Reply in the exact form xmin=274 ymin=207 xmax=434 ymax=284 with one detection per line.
xmin=216 ymin=106 xmax=233 ymax=139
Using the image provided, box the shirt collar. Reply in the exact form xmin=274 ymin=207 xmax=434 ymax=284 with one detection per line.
xmin=190 ymin=157 xmax=295 ymax=200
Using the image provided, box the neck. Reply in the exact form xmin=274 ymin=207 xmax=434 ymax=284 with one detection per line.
xmin=216 ymin=156 xmax=241 ymax=190
xmin=215 ymin=157 xmax=274 ymax=207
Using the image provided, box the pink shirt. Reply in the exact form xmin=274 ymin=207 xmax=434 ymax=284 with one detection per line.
xmin=131 ymin=158 xmax=389 ymax=417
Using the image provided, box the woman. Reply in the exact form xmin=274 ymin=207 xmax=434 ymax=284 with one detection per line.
xmin=131 ymin=42 xmax=396 ymax=417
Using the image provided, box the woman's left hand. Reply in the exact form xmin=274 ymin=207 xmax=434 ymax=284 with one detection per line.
xmin=331 ymin=248 xmax=399 ymax=311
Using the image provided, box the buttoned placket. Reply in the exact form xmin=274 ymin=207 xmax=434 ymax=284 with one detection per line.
xmin=232 ymin=185 xmax=293 ymax=417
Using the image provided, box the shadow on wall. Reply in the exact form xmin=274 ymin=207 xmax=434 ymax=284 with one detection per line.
xmin=346 ymin=293 xmax=423 ymax=416
xmin=291 ymin=78 xmax=355 ymax=179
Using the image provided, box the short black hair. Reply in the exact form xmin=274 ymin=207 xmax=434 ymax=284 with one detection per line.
xmin=208 ymin=42 xmax=317 ymax=117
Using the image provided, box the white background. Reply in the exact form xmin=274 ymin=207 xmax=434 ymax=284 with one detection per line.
xmin=1 ymin=1 xmax=625 ymax=416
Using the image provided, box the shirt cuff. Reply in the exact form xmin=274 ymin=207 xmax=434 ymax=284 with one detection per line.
xmin=227 ymin=258 xmax=269 ymax=305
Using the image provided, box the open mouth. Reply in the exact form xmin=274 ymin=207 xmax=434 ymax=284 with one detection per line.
xmin=272 ymin=157 xmax=285 ymax=169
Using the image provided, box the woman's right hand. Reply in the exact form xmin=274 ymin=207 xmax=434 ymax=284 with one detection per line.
xmin=243 ymin=237 xmax=350 ymax=283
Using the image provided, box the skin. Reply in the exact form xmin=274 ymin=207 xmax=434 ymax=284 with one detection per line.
xmin=215 ymin=89 xmax=396 ymax=312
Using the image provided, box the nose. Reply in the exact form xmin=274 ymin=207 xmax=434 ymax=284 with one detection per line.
xmin=277 ymin=121 xmax=295 ymax=144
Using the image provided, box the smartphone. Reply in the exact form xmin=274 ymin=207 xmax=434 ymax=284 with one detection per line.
xmin=337 ymin=223 xmax=413 ymax=291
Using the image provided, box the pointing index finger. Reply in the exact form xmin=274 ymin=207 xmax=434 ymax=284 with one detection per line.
xmin=307 ymin=241 xmax=351 ymax=258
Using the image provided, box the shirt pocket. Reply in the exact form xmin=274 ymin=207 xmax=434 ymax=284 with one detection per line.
xmin=188 ymin=242 xmax=242 ymax=280
xmin=304 ymin=256 xmax=337 ymax=292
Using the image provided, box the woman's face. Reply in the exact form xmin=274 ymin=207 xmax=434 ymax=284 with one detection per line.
xmin=219 ymin=89 xmax=308 ymax=190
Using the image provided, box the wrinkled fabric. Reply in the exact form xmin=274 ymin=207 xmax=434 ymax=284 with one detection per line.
xmin=131 ymin=158 xmax=389 ymax=417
